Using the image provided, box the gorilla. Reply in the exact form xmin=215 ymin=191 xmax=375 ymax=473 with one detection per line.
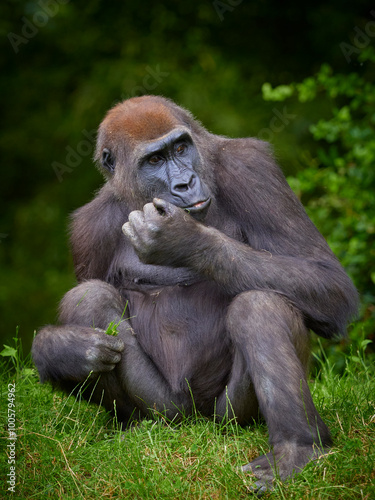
xmin=32 ymin=95 xmax=358 ymax=491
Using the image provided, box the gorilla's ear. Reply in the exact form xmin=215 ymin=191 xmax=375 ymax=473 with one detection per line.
xmin=102 ymin=148 xmax=115 ymax=173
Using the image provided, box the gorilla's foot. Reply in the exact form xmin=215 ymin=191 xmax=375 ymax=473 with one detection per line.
xmin=242 ymin=442 xmax=328 ymax=494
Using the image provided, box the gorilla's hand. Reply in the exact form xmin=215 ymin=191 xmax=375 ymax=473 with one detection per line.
xmin=123 ymin=198 xmax=202 ymax=267
xmin=32 ymin=326 xmax=125 ymax=383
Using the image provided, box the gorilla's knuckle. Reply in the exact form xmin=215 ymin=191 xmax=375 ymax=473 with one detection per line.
xmin=128 ymin=211 xmax=142 ymax=226
xmin=147 ymin=222 xmax=160 ymax=233
xmin=112 ymin=353 xmax=122 ymax=364
xmin=85 ymin=346 xmax=99 ymax=363
xmin=115 ymin=338 xmax=125 ymax=351
xmin=92 ymin=333 xmax=103 ymax=346
xmin=143 ymin=202 xmax=154 ymax=211
xmin=102 ymin=363 xmax=116 ymax=372
xmin=94 ymin=327 xmax=106 ymax=334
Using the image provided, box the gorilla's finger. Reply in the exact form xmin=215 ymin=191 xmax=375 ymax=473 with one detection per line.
xmin=97 ymin=335 xmax=125 ymax=352
xmin=143 ymin=202 xmax=160 ymax=221
xmin=153 ymin=198 xmax=174 ymax=216
xmin=128 ymin=210 xmax=145 ymax=226
xmin=122 ymin=221 xmax=135 ymax=239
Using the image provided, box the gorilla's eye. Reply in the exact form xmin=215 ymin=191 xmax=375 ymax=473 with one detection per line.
xmin=176 ymin=144 xmax=187 ymax=155
xmin=102 ymin=148 xmax=115 ymax=173
xmin=149 ymin=155 xmax=163 ymax=165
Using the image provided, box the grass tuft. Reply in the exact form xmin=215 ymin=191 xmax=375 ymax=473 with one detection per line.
xmin=1 ymin=335 xmax=374 ymax=499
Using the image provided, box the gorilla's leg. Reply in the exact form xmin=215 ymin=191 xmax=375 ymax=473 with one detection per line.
xmin=32 ymin=280 xmax=180 ymax=422
xmin=222 ymin=291 xmax=330 ymax=489
xmin=215 ymin=348 xmax=259 ymax=424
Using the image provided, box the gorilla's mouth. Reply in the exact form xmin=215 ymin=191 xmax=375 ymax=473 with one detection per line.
xmin=184 ymin=198 xmax=211 ymax=214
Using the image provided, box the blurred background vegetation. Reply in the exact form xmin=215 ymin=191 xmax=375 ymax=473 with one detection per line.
xmin=0 ymin=0 xmax=374 ymax=364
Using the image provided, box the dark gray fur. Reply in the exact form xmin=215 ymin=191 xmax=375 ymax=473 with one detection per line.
xmin=32 ymin=96 xmax=358 ymax=491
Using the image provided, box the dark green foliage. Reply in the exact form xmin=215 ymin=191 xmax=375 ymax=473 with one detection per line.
xmin=263 ymin=50 xmax=375 ymax=363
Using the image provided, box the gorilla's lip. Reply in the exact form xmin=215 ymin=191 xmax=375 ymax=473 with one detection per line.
xmin=183 ymin=198 xmax=211 ymax=213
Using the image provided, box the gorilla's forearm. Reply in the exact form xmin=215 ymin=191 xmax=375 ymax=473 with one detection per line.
xmin=121 ymin=200 xmax=357 ymax=337
xmin=185 ymin=226 xmax=358 ymax=338
xmin=116 ymin=256 xmax=201 ymax=287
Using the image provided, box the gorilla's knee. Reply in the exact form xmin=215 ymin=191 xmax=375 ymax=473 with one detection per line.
xmin=227 ymin=291 xmax=306 ymax=336
xmin=227 ymin=290 xmax=290 ymax=325
xmin=59 ymin=279 xmax=125 ymax=327
xmin=226 ymin=290 xmax=310 ymax=366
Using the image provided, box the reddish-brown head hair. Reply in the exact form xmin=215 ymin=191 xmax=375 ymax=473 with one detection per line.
xmin=100 ymin=96 xmax=179 ymax=145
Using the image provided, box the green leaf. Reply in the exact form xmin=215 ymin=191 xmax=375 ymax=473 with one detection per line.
xmin=261 ymin=82 xmax=294 ymax=101
xmin=0 ymin=344 xmax=17 ymax=358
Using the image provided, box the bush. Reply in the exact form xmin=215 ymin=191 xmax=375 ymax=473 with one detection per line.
xmin=262 ymin=49 xmax=375 ymax=362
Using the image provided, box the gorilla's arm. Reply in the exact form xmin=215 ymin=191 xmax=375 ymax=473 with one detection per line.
xmin=183 ymin=224 xmax=357 ymax=338
xmin=123 ymin=138 xmax=358 ymax=339
xmin=124 ymin=200 xmax=357 ymax=338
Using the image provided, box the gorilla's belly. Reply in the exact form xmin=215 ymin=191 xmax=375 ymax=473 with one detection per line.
xmin=125 ymin=282 xmax=233 ymax=407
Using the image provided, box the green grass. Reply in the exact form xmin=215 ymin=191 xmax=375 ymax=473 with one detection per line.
xmin=1 ymin=337 xmax=374 ymax=499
